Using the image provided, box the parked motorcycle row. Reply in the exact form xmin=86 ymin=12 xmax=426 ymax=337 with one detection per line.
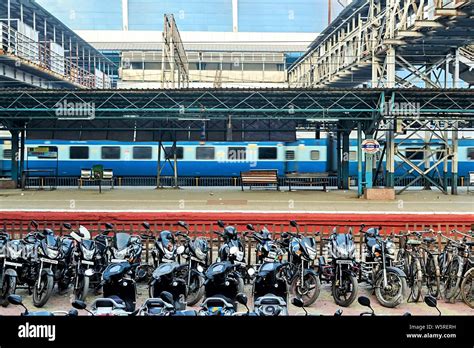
xmin=0 ymin=220 xmax=472 ymax=317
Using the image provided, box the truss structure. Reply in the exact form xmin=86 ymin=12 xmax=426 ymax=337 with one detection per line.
xmin=288 ymin=0 xmax=474 ymax=88
xmin=161 ymin=14 xmax=189 ymax=89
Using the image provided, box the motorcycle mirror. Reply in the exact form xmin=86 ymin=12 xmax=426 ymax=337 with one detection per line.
xmin=177 ymin=221 xmax=188 ymax=229
xmin=334 ymin=309 xmax=343 ymax=316
xmin=7 ymin=294 xmax=23 ymax=306
xmin=291 ymin=297 xmax=304 ymax=308
xmin=142 ymin=222 xmax=150 ymax=230
xmin=402 ymin=312 xmax=412 ymax=316
xmin=424 ymin=295 xmax=441 ymax=315
xmin=281 ymin=232 xmax=289 ymax=238
xmin=105 ymin=223 xmax=115 ymax=230
xmin=63 ymin=223 xmax=72 ymax=230
xmin=177 ymin=245 xmax=185 ymax=255
xmin=72 ymin=300 xmax=87 ymax=310
xmin=357 ymin=296 xmax=371 ymax=308
xmin=68 ymin=309 xmax=79 ymax=316
xmin=217 ymin=220 xmax=225 ymax=228
xmin=236 ymin=293 xmax=248 ymax=306
xmin=246 ymin=224 xmax=255 ymax=231
xmin=160 ymin=291 xmax=174 ymax=305
xmin=290 ymin=220 xmax=298 ymax=228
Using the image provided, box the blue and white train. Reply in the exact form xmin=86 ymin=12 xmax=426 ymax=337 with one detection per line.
xmin=0 ymin=138 xmax=473 ymax=178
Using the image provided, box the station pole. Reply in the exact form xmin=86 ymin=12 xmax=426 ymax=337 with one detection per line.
xmin=342 ymin=131 xmax=350 ymax=190
xmin=451 ymin=122 xmax=458 ymax=195
xmin=11 ymin=129 xmax=19 ymax=187
xmin=385 ymin=122 xmax=394 ymax=188
xmin=357 ymin=123 xmax=363 ymax=196
xmin=364 ymin=133 xmax=373 ymax=189
xmin=336 ymin=131 xmax=342 ymax=189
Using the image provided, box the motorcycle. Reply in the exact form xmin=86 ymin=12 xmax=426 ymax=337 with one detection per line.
xmin=215 ymin=220 xmax=246 ymax=265
xmin=0 ymin=230 xmax=13 ymax=306
xmin=246 ymin=224 xmax=282 ymax=265
xmin=278 ymin=220 xmax=321 ymax=306
xmin=359 ymin=225 xmax=408 ymax=308
xmin=175 ymin=221 xmax=209 ymax=306
xmin=65 ymin=224 xmax=97 ymax=301
xmin=101 ymin=260 xmax=138 ymax=312
xmin=319 ymin=228 xmax=359 ymax=307
xmin=33 ymin=227 xmax=74 ymax=307
xmin=110 ymin=230 xmax=145 ymax=280
xmin=150 ymin=227 xmax=178 ymax=267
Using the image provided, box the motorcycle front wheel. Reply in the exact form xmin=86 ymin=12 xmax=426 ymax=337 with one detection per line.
xmin=332 ymin=272 xmax=358 ymax=307
xmin=0 ymin=275 xmax=17 ymax=307
xmin=186 ymin=272 xmax=205 ymax=306
xmin=374 ymin=270 xmax=407 ymax=308
xmin=74 ymin=274 xmax=89 ymax=302
xmin=290 ymin=271 xmax=321 ymax=306
xmin=33 ymin=273 xmax=54 ymax=308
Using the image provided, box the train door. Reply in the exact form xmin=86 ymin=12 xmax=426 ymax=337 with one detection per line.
xmin=285 ymin=145 xmax=298 ymax=173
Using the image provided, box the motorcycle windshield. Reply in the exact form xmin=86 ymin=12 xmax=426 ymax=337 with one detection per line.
xmin=114 ymin=233 xmax=131 ymax=250
xmin=82 ymin=239 xmax=95 ymax=250
xmin=260 ymin=228 xmax=272 ymax=240
xmin=45 ymin=234 xmax=59 ymax=249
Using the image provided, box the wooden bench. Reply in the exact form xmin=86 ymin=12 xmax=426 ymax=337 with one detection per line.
xmin=78 ymin=168 xmax=114 ymax=193
xmin=285 ymin=172 xmax=330 ymax=192
xmin=240 ymin=170 xmax=280 ymax=191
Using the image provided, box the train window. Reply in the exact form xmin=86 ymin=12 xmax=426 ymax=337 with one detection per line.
xmin=285 ymin=150 xmax=295 ymax=160
xmin=69 ymin=146 xmax=89 ymax=159
xmin=258 ymin=147 xmax=277 ymax=160
xmin=101 ymin=146 xmax=121 ymax=160
xmin=468 ymin=148 xmax=474 ymax=161
xmin=196 ymin=147 xmax=215 ymax=160
xmin=349 ymin=151 xmax=357 ymax=161
xmin=310 ymin=150 xmax=320 ymax=160
xmin=133 ymin=146 xmax=152 ymax=160
xmin=164 ymin=146 xmax=183 ymax=159
xmin=405 ymin=148 xmax=424 ymax=160
xmin=3 ymin=149 xmax=12 ymax=159
xmin=228 ymin=147 xmax=246 ymax=160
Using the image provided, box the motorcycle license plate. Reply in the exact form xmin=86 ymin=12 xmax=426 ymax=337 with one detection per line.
xmin=268 ymin=251 xmax=276 ymax=258
xmin=336 ymin=260 xmax=352 ymax=265
xmin=81 ymin=260 xmax=94 ymax=265
xmin=161 ymin=258 xmax=174 ymax=263
xmin=40 ymin=257 xmax=58 ymax=265
xmin=236 ymin=251 xmax=244 ymax=261
xmin=263 ymin=258 xmax=275 ymax=263
xmin=4 ymin=261 xmax=22 ymax=267
xmin=0 ymin=254 xmax=5 ymax=258
xmin=110 ymin=259 xmax=125 ymax=263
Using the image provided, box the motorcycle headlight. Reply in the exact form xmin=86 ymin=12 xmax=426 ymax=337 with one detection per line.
xmin=81 ymin=245 xmax=95 ymax=261
xmin=113 ymin=248 xmax=128 ymax=260
xmin=46 ymin=248 xmax=59 ymax=259
xmin=306 ymin=246 xmax=317 ymax=260
xmin=386 ymin=241 xmax=396 ymax=255
xmin=7 ymin=245 xmax=22 ymax=260
xmin=336 ymin=246 xmax=349 ymax=259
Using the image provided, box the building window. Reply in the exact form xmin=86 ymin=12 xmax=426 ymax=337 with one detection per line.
xmin=133 ymin=146 xmax=152 ymax=159
xmin=467 ymin=148 xmax=474 ymax=161
xmin=164 ymin=146 xmax=183 ymax=160
xmin=405 ymin=148 xmax=424 ymax=160
xmin=228 ymin=147 xmax=246 ymax=160
xmin=69 ymin=146 xmax=89 ymax=160
xmin=101 ymin=146 xmax=121 ymax=160
xmin=258 ymin=147 xmax=277 ymax=160
xmin=285 ymin=150 xmax=295 ymax=160
xmin=3 ymin=149 xmax=12 ymax=159
xmin=196 ymin=147 xmax=215 ymax=160
xmin=310 ymin=150 xmax=320 ymax=160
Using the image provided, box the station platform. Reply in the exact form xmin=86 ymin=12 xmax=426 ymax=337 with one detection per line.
xmin=0 ymin=187 xmax=472 ymax=235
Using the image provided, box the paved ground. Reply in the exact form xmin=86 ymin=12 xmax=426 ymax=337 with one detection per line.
xmin=0 ymin=187 xmax=472 ymax=213
xmin=0 ymin=282 xmax=471 ymax=316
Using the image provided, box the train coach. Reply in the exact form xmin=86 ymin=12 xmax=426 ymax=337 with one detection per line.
xmin=0 ymin=138 xmax=473 ymax=179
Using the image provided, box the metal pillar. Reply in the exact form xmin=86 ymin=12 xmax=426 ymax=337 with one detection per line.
xmin=173 ymin=140 xmax=178 ymax=189
xmin=20 ymin=127 xmax=25 ymax=178
xmin=357 ymin=124 xmax=363 ymax=196
xmin=451 ymin=122 xmax=458 ymax=195
xmin=342 ymin=131 xmax=350 ymax=190
xmin=364 ymin=133 xmax=373 ymax=189
xmin=336 ymin=131 xmax=342 ymax=189
xmin=385 ymin=122 xmax=395 ymax=188
xmin=10 ymin=130 xmax=19 ymax=186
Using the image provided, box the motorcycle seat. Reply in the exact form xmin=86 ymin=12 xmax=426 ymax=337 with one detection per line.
xmin=201 ymin=296 xmax=234 ymax=310
xmin=254 ymin=294 xmax=287 ymax=306
xmin=465 ymin=241 xmax=474 ymax=247
xmin=91 ymin=297 xmax=126 ymax=310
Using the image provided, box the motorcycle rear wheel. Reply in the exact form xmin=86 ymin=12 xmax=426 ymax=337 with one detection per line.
xmin=33 ymin=273 xmax=54 ymax=308
xmin=186 ymin=273 xmax=205 ymax=306
xmin=0 ymin=275 xmax=17 ymax=307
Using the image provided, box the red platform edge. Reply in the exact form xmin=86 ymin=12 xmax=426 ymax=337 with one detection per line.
xmin=1 ymin=211 xmax=473 ymax=234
